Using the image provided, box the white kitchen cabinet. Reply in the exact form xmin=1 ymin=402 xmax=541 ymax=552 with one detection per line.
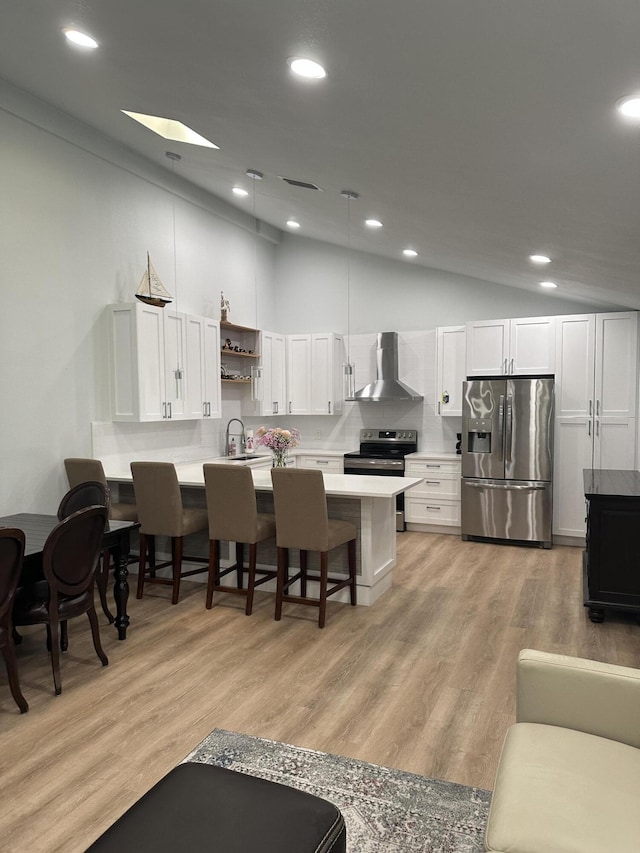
xmin=466 ymin=316 xmax=556 ymax=376
xmin=287 ymin=332 xmax=344 ymax=416
xmin=107 ymin=302 xmax=193 ymax=422
xmin=258 ymin=330 xmax=286 ymax=416
xmin=185 ymin=315 xmax=221 ymax=419
xmin=297 ymin=454 xmax=344 ymax=473
xmin=436 ymin=325 xmax=466 ymax=416
xmin=405 ymin=456 xmax=461 ymax=532
xmin=553 ymin=311 xmax=638 ymax=538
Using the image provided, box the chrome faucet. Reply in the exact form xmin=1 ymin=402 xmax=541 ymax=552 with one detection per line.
xmin=225 ymin=418 xmax=246 ymax=456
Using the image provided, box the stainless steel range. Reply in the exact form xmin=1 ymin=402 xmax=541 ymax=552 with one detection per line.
xmin=344 ymin=428 xmax=418 ymax=531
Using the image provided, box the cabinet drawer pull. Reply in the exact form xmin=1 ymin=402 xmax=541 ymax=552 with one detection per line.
xmin=425 ymin=480 xmax=441 ymax=485
xmin=425 ymin=505 xmax=441 ymax=511
xmin=426 ymin=464 xmax=441 ymax=468
xmin=316 ymin=460 xmax=329 ymax=465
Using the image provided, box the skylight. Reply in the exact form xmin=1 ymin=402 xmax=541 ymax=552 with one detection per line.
xmin=121 ymin=111 xmax=219 ymax=149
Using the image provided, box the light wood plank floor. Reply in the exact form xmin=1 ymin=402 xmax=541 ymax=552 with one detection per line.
xmin=1 ymin=533 xmax=639 ymax=851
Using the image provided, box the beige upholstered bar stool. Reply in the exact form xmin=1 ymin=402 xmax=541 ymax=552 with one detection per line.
xmin=130 ymin=462 xmax=209 ymax=605
xmin=64 ymin=458 xmax=138 ymax=523
xmin=203 ymin=464 xmax=277 ymax=614
xmin=64 ymin=457 xmax=138 ymax=623
xmin=270 ymin=468 xmax=357 ymax=628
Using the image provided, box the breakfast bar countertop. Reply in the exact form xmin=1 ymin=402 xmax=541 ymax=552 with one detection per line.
xmin=105 ymin=458 xmax=423 ymax=499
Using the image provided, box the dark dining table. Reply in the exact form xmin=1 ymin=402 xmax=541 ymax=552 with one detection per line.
xmin=0 ymin=513 xmax=139 ymax=640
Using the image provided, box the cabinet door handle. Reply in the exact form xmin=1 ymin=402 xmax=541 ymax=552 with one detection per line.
xmin=596 ymin=399 xmax=600 ymax=416
xmin=289 ymin=402 xmax=292 ymax=414
xmin=588 ymin=420 xmax=591 ymax=437
xmin=438 ymin=401 xmax=441 ymax=414
xmin=328 ymin=401 xmax=331 ymax=414
xmin=503 ymin=358 xmax=507 ymax=374
xmin=588 ymin=399 xmax=593 ymax=416
xmin=203 ymin=402 xmax=207 ymax=417
xmin=510 ymin=357 xmax=514 ymax=374
xmin=168 ymin=402 xmax=172 ymax=419
xmin=274 ymin=402 xmax=278 ymax=414
xmin=163 ymin=402 xmax=167 ymax=419
xmin=596 ymin=419 xmax=600 ymax=437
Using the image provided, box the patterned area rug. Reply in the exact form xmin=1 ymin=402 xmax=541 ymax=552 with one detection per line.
xmin=185 ymin=728 xmax=491 ymax=852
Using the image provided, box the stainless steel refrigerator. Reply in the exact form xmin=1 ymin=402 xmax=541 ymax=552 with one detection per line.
xmin=461 ymin=376 xmax=554 ymax=548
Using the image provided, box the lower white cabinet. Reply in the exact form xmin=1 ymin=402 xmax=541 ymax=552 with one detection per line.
xmin=296 ymin=454 xmax=344 ymax=473
xmin=405 ymin=456 xmax=461 ymax=530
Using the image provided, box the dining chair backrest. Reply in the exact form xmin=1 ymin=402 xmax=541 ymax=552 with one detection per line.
xmin=203 ymin=463 xmax=259 ymax=543
xmin=270 ymin=468 xmax=330 ymax=552
xmin=0 ymin=528 xmax=26 ymax=628
xmin=43 ymin=506 xmax=109 ymax=598
xmin=130 ymin=462 xmax=183 ymax=537
xmin=57 ymin=481 xmax=110 ymax=521
xmin=64 ymin=457 xmax=107 ymax=488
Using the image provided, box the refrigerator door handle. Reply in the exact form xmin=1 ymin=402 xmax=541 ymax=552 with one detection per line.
xmin=505 ymin=395 xmax=513 ymax=463
xmin=465 ymin=481 xmax=546 ymax=491
xmin=498 ymin=395 xmax=505 ymax=462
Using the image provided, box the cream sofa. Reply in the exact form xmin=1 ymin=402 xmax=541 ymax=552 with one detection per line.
xmin=485 ymin=649 xmax=640 ymax=853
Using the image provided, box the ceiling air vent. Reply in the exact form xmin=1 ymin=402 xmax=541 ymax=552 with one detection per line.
xmin=279 ymin=176 xmax=323 ymax=191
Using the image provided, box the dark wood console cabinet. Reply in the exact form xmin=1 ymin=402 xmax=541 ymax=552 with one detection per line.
xmin=583 ymin=469 xmax=640 ymax=623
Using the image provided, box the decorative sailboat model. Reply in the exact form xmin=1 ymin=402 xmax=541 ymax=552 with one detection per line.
xmin=135 ymin=252 xmax=173 ymax=308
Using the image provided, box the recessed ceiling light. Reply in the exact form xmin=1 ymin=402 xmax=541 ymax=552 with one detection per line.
xmin=232 ymin=187 xmax=248 ymax=197
xmin=529 ymin=254 xmax=551 ymax=264
xmin=403 ymin=248 xmax=418 ymax=258
xmin=540 ymin=281 xmax=558 ymax=289
xmin=617 ymin=96 xmax=640 ymax=119
xmin=365 ymin=219 xmax=383 ymax=229
xmin=288 ymin=57 xmax=327 ymax=79
xmin=286 ymin=220 xmax=301 ymax=229
xmin=121 ymin=111 xmax=219 ymax=148
xmin=63 ymin=29 xmax=98 ymax=49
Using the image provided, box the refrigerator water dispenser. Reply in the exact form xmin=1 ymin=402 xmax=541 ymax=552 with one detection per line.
xmin=466 ymin=418 xmax=492 ymax=453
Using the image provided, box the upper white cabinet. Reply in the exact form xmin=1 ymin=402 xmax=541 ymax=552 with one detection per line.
xmin=436 ymin=325 xmax=466 ymax=416
xmin=466 ymin=316 xmax=556 ymax=376
xmin=553 ymin=312 xmax=638 ymax=538
xmin=287 ymin=333 xmax=344 ymax=416
xmin=107 ymin=302 xmax=220 ymax=422
xmin=185 ymin=315 xmax=221 ymax=419
xmin=257 ymin=330 xmax=286 ymax=417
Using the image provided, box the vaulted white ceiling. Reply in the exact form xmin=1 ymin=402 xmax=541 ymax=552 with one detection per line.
xmin=2 ymin=0 xmax=640 ymax=308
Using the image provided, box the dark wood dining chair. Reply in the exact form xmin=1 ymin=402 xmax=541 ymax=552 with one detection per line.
xmin=57 ymin=480 xmax=114 ymax=626
xmin=203 ymin=463 xmax=277 ymax=614
xmin=13 ymin=506 xmax=110 ymax=696
xmin=0 ymin=529 xmax=29 ymax=713
xmin=270 ymin=468 xmax=357 ymax=628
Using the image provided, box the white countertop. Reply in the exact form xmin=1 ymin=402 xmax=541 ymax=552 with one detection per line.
xmin=105 ymin=457 xmax=423 ymax=499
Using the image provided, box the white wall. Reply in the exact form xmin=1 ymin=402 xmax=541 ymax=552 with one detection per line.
xmin=273 ymin=233 xmax=610 ymax=333
xmin=0 ymin=79 xmax=621 ymax=514
xmin=0 ymin=82 xmax=278 ymax=514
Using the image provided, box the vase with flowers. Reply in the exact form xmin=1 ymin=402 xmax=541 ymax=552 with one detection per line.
xmin=255 ymin=426 xmax=301 ymax=467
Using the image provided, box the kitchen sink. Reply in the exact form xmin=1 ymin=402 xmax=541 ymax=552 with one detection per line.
xmin=227 ymin=454 xmax=263 ymax=461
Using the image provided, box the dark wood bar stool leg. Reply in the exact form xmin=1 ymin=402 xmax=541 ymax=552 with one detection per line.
xmin=245 ymin=543 xmax=258 ymax=615
xmin=318 ymin=552 xmax=329 ymax=629
xmin=136 ymin=533 xmax=148 ymax=599
xmin=206 ymin=539 xmax=219 ymax=609
xmin=1 ymin=635 xmax=28 ymax=713
xmin=235 ymin=542 xmax=244 ymax=589
xmin=300 ymin=550 xmax=308 ymax=597
xmin=275 ymin=547 xmax=286 ymax=621
xmin=97 ymin=548 xmax=115 ymax=623
xmin=171 ymin=536 xmax=183 ymax=605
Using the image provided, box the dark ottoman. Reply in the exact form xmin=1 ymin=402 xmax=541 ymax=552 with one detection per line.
xmin=87 ymin=762 xmax=346 ymax=852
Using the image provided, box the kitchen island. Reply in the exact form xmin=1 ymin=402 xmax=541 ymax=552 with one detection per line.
xmin=106 ymin=459 xmax=423 ymax=607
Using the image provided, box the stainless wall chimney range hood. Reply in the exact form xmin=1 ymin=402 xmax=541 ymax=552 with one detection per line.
xmin=352 ymin=332 xmax=423 ymax=402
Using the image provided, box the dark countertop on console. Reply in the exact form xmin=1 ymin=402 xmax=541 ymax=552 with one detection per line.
xmin=583 ymin=469 xmax=640 ymax=499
